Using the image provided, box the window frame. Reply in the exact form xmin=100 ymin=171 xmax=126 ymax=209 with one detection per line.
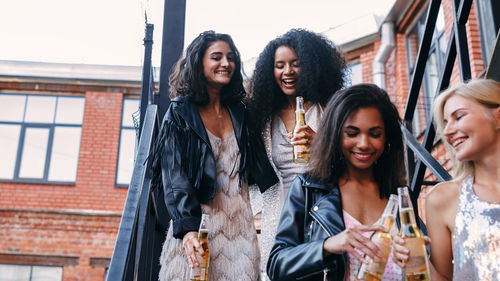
xmin=475 ymin=0 xmax=498 ymax=68
xmin=115 ymin=97 xmax=139 ymax=187
xmin=0 ymin=263 xmax=63 ymax=281
xmin=0 ymin=93 xmax=84 ymax=185
xmin=346 ymin=59 xmax=363 ymax=87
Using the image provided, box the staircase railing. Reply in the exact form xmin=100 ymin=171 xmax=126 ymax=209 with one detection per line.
xmin=106 ymin=22 xmax=170 ymax=281
xmin=402 ymin=0 xmax=499 ymax=215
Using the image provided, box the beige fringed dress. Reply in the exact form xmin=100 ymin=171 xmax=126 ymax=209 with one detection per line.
xmin=159 ymin=130 xmax=260 ymax=281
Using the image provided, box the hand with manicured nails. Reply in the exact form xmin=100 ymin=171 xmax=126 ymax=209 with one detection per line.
xmin=182 ymin=231 xmax=205 ymax=268
xmin=323 ymin=224 xmax=388 ymax=263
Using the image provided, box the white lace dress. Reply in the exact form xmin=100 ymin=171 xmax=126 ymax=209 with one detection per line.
xmin=159 ymin=131 xmax=260 ymax=281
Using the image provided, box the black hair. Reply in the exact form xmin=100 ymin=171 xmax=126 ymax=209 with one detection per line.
xmin=308 ymin=83 xmax=405 ymax=198
xmin=247 ymin=28 xmax=347 ymax=134
xmin=169 ymin=30 xmax=245 ymax=105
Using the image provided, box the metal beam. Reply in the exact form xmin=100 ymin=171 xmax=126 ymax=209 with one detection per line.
xmin=403 ymin=0 xmax=441 ymax=122
xmin=486 ymin=31 xmax=500 ymax=82
xmin=409 ymin=27 xmax=456 ymax=197
xmin=139 ymin=24 xmax=154 ymax=138
xmin=157 ymin=0 xmax=186 ymax=120
xmin=401 ymin=125 xmax=452 ymax=183
xmin=452 ymin=0 xmax=472 ymax=81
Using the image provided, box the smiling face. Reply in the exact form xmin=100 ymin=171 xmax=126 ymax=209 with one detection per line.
xmin=202 ymin=40 xmax=235 ymax=90
xmin=442 ymin=95 xmax=498 ymax=161
xmin=341 ymin=107 xmax=386 ymax=172
xmin=273 ymin=45 xmax=301 ymax=96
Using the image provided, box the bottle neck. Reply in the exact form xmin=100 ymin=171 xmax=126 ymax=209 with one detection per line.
xmin=381 ymin=215 xmax=395 ymax=230
xmin=400 ymin=207 xmax=417 ymax=225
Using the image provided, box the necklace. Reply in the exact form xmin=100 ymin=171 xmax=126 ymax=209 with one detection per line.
xmin=217 ymin=114 xmax=223 ymax=118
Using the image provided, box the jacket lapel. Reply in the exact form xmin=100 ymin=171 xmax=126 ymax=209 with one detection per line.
xmin=174 ymin=99 xmax=210 ymax=146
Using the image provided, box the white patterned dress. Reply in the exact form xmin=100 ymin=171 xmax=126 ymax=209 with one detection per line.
xmin=159 ymin=131 xmax=260 ymax=281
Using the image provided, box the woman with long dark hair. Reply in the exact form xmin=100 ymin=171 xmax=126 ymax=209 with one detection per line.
xmin=155 ymin=31 xmax=278 ymax=281
xmin=267 ymin=84 xmax=407 ymax=280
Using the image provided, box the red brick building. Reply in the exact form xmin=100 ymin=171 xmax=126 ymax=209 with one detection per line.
xmin=0 ymin=61 xmax=148 ymax=280
xmin=0 ymin=0 xmax=496 ymax=280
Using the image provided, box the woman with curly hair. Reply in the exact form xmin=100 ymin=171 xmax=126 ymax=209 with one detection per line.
xmin=156 ymin=31 xmax=278 ymax=281
xmin=247 ymin=28 xmax=347 ymax=278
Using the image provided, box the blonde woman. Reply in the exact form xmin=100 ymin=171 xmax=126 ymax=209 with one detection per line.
xmin=393 ymin=78 xmax=500 ymax=280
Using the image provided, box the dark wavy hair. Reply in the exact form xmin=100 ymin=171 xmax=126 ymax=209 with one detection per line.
xmin=308 ymin=84 xmax=405 ymax=198
xmin=169 ymin=30 xmax=245 ymax=105
xmin=247 ymin=28 xmax=347 ymax=133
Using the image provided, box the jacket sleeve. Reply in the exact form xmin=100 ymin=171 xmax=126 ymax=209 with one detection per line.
xmin=267 ymin=177 xmax=337 ymax=280
xmin=160 ymin=109 xmax=201 ymax=239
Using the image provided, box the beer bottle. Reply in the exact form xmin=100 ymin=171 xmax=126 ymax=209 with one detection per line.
xmin=189 ymin=214 xmax=210 ymax=281
xmin=357 ymin=194 xmax=399 ymax=281
xmin=397 ymin=187 xmax=430 ymax=281
xmin=293 ymin=96 xmax=310 ymax=163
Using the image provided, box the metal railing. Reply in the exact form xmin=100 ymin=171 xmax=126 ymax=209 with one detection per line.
xmin=402 ymin=0 xmax=499 ymax=214
xmin=107 ymin=0 xmax=185 ymax=278
xmin=106 ymin=21 xmax=170 ymax=281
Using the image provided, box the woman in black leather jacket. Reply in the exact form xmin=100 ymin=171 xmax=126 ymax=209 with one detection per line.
xmin=267 ymin=84 xmax=409 ymax=281
xmin=155 ymin=31 xmax=278 ymax=281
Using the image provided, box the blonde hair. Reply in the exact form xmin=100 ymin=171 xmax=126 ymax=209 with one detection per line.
xmin=433 ymin=78 xmax=500 ymax=180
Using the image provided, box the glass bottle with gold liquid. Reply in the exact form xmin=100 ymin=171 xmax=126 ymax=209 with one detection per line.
xmin=357 ymin=194 xmax=399 ymax=281
xmin=189 ymin=214 xmax=210 ymax=281
xmin=293 ymin=96 xmax=310 ymax=163
xmin=398 ymin=187 xmax=430 ymax=281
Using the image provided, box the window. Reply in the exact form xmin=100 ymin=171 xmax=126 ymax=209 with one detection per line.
xmin=0 ymin=94 xmax=84 ymax=183
xmin=346 ymin=61 xmax=363 ymax=86
xmin=475 ymin=0 xmax=499 ymax=68
xmin=0 ymin=264 xmax=62 ymax=281
xmin=406 ymin=4 xmax=446 ymax=135
xmin=116 ymin=98 xmax=139 ymax=186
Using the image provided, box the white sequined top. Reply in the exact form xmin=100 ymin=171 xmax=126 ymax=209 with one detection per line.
xmin=452 ymin=175 xmax=500 ymax=281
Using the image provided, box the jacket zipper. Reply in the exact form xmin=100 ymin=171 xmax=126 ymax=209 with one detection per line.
xmin=309 ymin=208 xmax=334 ymax=281
xmin=309 ymin=209 xmax=333 ymax=237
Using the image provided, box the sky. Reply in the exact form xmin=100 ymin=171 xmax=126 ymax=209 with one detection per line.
xmin=0 ymin=0 xmax=395 ymax=68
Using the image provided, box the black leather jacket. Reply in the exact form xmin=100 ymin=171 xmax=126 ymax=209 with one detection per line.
xmin=158 ymin=96 xmax=278 ymax=239
xmin=267 ymin=174 xmax=346 ymax=281
xmin=267 ymin=174 xmax=427 ymax=281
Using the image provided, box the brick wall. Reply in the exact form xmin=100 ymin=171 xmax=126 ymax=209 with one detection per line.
xmin=0 ymin=89 xmax=132 ymax=281
xmin=0 ymin=210 xmax=120 ymax=281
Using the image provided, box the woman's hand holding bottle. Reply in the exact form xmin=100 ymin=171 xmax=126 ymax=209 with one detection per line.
xmin=183 ymin=231 xmax=205 ymax=268
xmin=323 ymin=224 xmax=388 ymax=263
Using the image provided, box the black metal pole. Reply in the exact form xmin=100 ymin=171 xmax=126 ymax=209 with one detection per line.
xmin=157 ymin=0 xmax=186 ymax=120
xmin=139 ymin=23 xmax=154 ymax=138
